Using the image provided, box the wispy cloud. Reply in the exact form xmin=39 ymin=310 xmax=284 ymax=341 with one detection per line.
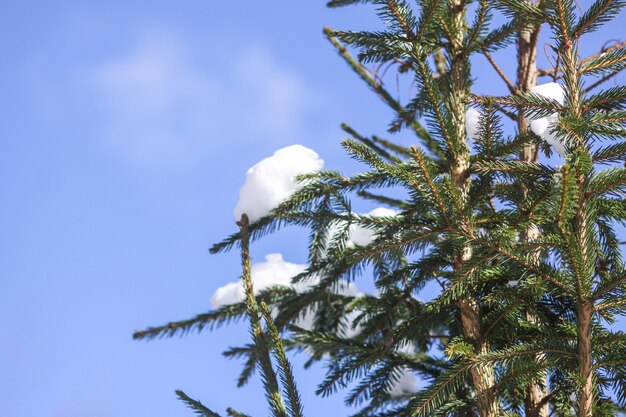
xmin=89 ymin=31 xmax=326 ymax=168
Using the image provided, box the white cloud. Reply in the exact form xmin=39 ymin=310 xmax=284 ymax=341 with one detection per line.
xmin=233 ymin=145 xmax=324 ymax=223
xmin=232 ymin=47 xmax=316 ymax=141
xmin=89 ymin=32 xmax=323 ymax=167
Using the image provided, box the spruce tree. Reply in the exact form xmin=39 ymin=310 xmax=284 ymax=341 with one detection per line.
xmin=134 ymin=1 xmax=626 ymax=416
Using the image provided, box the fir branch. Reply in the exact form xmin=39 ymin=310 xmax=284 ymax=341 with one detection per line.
xmin=494 ymin=0 xmax=549 ymax=23
xmin=412 ymin=49 xmax=455 ymax=151
xmin=349 ymin=227 xmax=447 ymax=263
xmin=433 ymin=251 xmax=498 ymax=307
xmin=470 ymin=236 xmax=572 ymax=294
xmin=571 ymin=0 xmax=626 ymax=39
xmin=357 ymin=190 xmax=408 ymax=208
xmin=260 ymin=302 xmax=304 ymax=417
xmin=323 ymin=27 xmax=444 ymax=158
xmin=592 ymin=142 xmax=626 ymax=164
xmin=587 ymin=168 xmax=626 ymax=197
xmin=226 ymin=408 xmax=252 ymax=417
xmin=327 ymin=0 xmax=371 ymax=6
xmin=540 ymin=40 xmax=626 ymax=78
xmin=414 ymin=0 xmax=444 ymax=43
xmin=593 ymin=271 xmax=626 ymax=301
xmin=331 ymin=30 xmax=414 ymax=63
xmin=581 ymin=44 xmax=626 ymax=76
xmin=558 ymin=225 xmax=589 ymax=299
xmin=475 ymin=18 xmax=527 ymax=52
xmin=466 ymin=0 xmax=491 ymax=53
xmin=553 ymin=0 xmax=574 ymax=47
xmin=557 ymin=166 xmax=570 ymax=226
xmin=342 ymin=123 xmax=402 ymax=163
xmin=472 ymin=160 xmax=556 ymax=177
xmin=583 ymin=85 xmax=626 ymax=112
xmin=176 ymin=390 xmax=223 ymax=417
xmin=210 ymin=215 xmax=277 ymax=254
xmin=371 ymin=134 xmax=413 ymax=159
xmin=470 ymin=94 xmax=564 ymax=119
xmin=409 ymin=362 xmax=472 ymax=417
xmin=222 ymin=344 xmax=259 ymax=387
xmin=383 ymin=0 xmax=415 ymax=39
xmin=584 ymin=69 xmax=624 ymax=93
xmin=411 ymin=146 xmax=450 ymax=224
xmin=133 ymin=288 xmax=291 ymax=340
xmin=238 ymin=215 xmax=288 ymax=417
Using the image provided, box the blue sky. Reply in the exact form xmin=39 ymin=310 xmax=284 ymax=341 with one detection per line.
xmin=1 ymin=1 xmax=624 ymax=417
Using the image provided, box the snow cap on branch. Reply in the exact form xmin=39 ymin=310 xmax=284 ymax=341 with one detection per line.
xmin=386 ymin=343 xmax=419 ymax=397
xmin=527 ymin=82 xmax=566 ymax=157
xmin=349 ymin=207 xmax=398 ymax=246
xmin=211 ymin=253 xmax=307 ymax=309
xmin=234 ymin=145 xmax=324 ymax=223
xmin=465 ymin=106 xmax=483 ymax=142
xmin=211 ymin=253 xmax=359 ymax=311
xmin=387 ymin=369 xmax=419 ymax=398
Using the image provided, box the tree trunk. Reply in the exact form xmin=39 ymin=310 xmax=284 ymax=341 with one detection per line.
xmin=458 ymin=298 xmax=501 ymax=417
xmin=558 ymin=26 xmax=594 ymax=417
xmin=575 ymin=160 xmax=593 ymax=417
xmin=577 ymin=301 xmax=594 ymax=417
xmin=516 ymin=5 xmax=550 ymax=417
xmin=448 ymin=1 xmax=501 ymax=416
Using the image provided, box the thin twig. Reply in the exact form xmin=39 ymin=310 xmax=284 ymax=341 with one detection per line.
xmin=484 ymin=51 xmax=517 ymax=93
xmin=324 ymin=28 xmax=444 ymax=159
xmin=539 ymin=40 xmax=626 ymax=77
xmin=584 ymin=69 xmax=624 ymax=93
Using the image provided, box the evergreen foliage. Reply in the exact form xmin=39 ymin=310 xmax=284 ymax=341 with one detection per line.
xmin=135 ymin=1 xmax=626 ymax=416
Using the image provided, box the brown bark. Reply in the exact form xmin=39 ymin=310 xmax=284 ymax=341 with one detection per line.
xmin=575 ymin=150 xmax=593 ymax=417
xmin=448 ymin=1 xmax=501 ymax=416
xmin=557 ymin=19 xmax=594 ymax=417
xmin=577 ymin=301 xmax=594 ymax=417
xmin=523 ymin=311 xmax=549 ymax=417
xmin=458 ymin=298 xmax=501 ymax=417
xmin=516 ymin=4 xmax=550 ymax=416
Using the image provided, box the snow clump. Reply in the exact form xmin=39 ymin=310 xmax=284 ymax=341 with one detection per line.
xmin=387 ymin=368 xmax=419 ymax=398
xmin=234 ymin=145 xmax=324 ymax=223
xmin=465 ymin=106 xmax=483 ymax=142
xmin=211 ymin=253 xmax=359 ymax=321
xmin=211 ymin=253 xmax=307 ymax=309
xmin=349 ymin=207 xmax=398 ymax=246
xmin=527 ymin=82 xmax=566 ymax=156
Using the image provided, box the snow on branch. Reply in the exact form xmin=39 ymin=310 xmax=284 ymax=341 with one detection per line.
xmin=234 ymin=145 xmax=325 ymax=223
